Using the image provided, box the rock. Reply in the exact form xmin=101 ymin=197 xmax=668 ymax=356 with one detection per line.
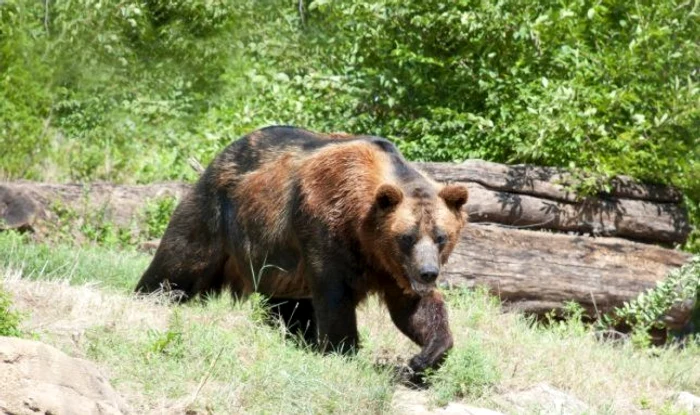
xmin=495 ymin=383 xmax=589 ymax=415
xmin=0 ymin=186 xmax=40 ymax=231
xmin=0 ymin=336 xmax=129 ymax=415
xmin=671 ymin=391 xmax=700 ymax=412
xmin=392 ymin=385 xmax=505 ymax=415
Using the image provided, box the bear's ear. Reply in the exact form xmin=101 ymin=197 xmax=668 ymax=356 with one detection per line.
xmin=375 ymin=184 xmax=403 ymax=211
xmin=439 ymin=184 xmax=468 ymax=211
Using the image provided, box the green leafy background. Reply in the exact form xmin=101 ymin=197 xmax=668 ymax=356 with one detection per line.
xmin=1 ymin=0 xmax=698 ymax=250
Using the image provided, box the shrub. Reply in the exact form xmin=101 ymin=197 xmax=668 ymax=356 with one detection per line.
xmin=0 ymin=284 xmax=22 ymax=337
xmin=1 ymin=0 xmax=697 ymax=250
xmin=601 ymin=257 xmax=700 ymax=345
xmin=428 ymin=336 xmax=500 ymax=405
xmin=142 ymin=195 xmax=178 ymax=240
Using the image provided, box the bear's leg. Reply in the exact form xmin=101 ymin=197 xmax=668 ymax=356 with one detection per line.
xmin=268 ymin=298 xmax=317 ymax=346
xmin=310 ymin=278 xmax=359 ymax=355
xmin=136 ymin=244 xmax=227 ymax=300
xmin=136 ymin=185 xmax=233 ymax=300
xmin=135 ymin=221 xmax=227 ymax=300
xmin=384 ymin=288 xmax=453 ymax=378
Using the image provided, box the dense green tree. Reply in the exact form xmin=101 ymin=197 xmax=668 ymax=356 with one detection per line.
xmin=0 ymin=0 xmax=697 ymax=250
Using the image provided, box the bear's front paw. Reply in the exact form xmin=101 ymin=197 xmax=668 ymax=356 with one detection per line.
xmin=393 ymin=363 xmax=429 ymax=389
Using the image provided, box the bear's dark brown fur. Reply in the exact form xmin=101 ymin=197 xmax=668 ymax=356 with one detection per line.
xmin=135 ymin=126 xmax=468 ymax=377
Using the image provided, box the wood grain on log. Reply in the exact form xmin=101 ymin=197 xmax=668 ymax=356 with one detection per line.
xmin=417 ymin=160 xmax=683 ymax=203
xmin=464 ymin=183 xmax=690 ymax=243
xmin=416 ymin=161 xmax=690 ymax=244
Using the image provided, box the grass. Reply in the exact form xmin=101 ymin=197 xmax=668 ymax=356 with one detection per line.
xmin=82 ymin=297 xmax=395 ymax=414
xmin=0 ymin=282 xmax=22 ymax=337
xmin=2 ymin=233 xmax=699 ymax=414
xmin=0 ymin=231 xmax=149 ymax=292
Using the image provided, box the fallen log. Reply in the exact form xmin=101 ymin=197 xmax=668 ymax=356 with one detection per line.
xmin=0 ymin=182 xmax=189 ymax=231
xmin=416 ymin=160 xmax=691 ymax=244
xmin=442 ymin=224 xmax=694 ymax=328
xmin=136 ymin=226 xmax=694 ymax=328
xmin=2 ymin=160 xmax=691 ymax=244
xmin=417 ymin=161 xmax=690 ymax=244
xmin=464 ymin=183 xmax=689 ymax=244
xmin=418 ymin=160 xmax=683 ymax=203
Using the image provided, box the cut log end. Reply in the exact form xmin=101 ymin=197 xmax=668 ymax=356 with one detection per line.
xmin=0 ymin=186 xmax=41 ymax=231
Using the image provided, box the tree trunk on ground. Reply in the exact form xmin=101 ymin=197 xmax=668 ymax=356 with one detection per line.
xmin=442 ymin=224 xmax=693 ymax=328
xmin=416 ymin=161 xmax=690 ymax=244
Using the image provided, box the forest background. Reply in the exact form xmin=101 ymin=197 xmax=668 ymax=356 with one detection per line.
xmin=1 ymin=0 xmax=698 ymax=251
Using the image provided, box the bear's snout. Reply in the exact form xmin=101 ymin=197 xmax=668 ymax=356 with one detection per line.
xmin=408 ymin=236 xmax=441 ymax=294
xmin=419 ymin=265 xmax=439 ymax=283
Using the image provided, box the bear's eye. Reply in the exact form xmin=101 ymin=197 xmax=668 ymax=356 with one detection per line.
xmin=435 ymin=233 xmax=448 ymax=247
xmin=399 ymin=233 xmax=416 ymax=250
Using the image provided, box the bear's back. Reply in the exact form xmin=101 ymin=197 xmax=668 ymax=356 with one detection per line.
xmin=213 ymin=125 xmax=416 ymax=177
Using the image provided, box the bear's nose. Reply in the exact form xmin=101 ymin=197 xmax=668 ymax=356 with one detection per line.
xmin=419 ymin=266 xmax=439 ymax=283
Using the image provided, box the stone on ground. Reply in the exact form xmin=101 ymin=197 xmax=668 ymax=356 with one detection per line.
xmin=392 ymin=385 xmax=505 ymax=415
xmin=671 ymin=391 xmax=700 ymax=413
xmin=494 ymin=383 xmax=590 ymax=415
xmin=0 ymin=336 xmax=129 ymax=415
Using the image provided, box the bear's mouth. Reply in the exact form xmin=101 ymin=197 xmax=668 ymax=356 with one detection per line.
xmin=409 ymin=278 xmax=436 ymax=296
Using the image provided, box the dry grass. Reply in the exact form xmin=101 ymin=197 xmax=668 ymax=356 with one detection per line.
xmin=3 ymin=268 xmax=394 ymax=414
xmin=447 ymin=291 xmax=700 ymax=414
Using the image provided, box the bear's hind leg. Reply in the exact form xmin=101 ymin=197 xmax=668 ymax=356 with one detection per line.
xmin=311 ymin=279 xmax=360 ymax=355
xmin=135 ymin=229 xmax=227 ymax=301
xmin=268 ymin=298 xmax=317 ymax=346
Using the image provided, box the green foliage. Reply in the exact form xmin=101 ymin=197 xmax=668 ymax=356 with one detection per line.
xmin=46 ymin=200 xmax=135 ymax=248
xmin=601 ymin=257 xmax=700 ymax=344
xmin=0 ymin=284 xmax=23 ymax=337
xmin=147 ymin=309 xmax=185 ymax=358
xmin=429 ymin=336 xmax=500 ymax=405
xmin=40 ymin=194 xmax=178 ymax=248
xmin=142 ymin=195 xmax=178 ymax=240
xmin=247 ymin=292 xmax=273 ymax=326
xmin=542 ymin=300 xmax=590 ymax=338
xmin=1 ymin=0 xmax=698 ymax=250
xmin=306 ymin=1 xmax=699 ymax=168
xmin=683 ymin=196 xmax=700 ymax=254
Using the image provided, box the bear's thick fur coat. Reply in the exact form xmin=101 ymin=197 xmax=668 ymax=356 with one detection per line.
xmin=136 ymin=126 xmax=468 ymax=376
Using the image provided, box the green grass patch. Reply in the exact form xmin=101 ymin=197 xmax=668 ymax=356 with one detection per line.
xmin=0 ymin=231 xmax=148 ymax=292
xmin=84 ymin=295 xmax=395 ymax=414
xmin=0 ymin=283 xmax=23 ymax=337
xmin=430 ymin=336 xmax=500 ymax=405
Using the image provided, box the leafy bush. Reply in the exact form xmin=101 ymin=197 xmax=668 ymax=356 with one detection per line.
xmin=1 ymin=0 xmax=697 ymax=250
xmin=602 ymin=257 xmax=700 ymax=340
xmin=0 ymin=284 xmax=22 ymax=337
xmin=429 ymin=336 xmax=500 ymax=405
xmin=142 ymin=195 xmax=178 ymax=240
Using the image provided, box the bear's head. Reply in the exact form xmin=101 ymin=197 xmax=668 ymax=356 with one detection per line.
xmin=364 ymin=181 xmax=468 ymax=296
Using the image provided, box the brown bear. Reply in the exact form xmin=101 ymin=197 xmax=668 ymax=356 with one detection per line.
xmin=135 ymin=126 xmax=468 ymax=378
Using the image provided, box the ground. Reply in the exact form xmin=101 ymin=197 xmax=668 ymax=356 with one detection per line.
xmin=1 ymin=234 xmax=699 ymax=414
